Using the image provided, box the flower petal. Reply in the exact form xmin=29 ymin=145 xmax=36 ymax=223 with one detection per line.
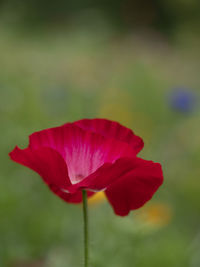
xmin=74 ymin=118 xmax=144 ymax=154
xmin=9 ymin=146 xmax=71 ymax=194
xmin=28 ymin=124 xmax=136 ymax=184
xmin=49 ymin=184 xmax=94 ymax=203
xmin=105 ymin=158 xmax=163 ymax=216
xmin=68 ymin=157 xmax=139 ymax=193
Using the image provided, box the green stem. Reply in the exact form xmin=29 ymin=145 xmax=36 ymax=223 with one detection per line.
xmin=82 ymin=190 xmax=89 ymax=267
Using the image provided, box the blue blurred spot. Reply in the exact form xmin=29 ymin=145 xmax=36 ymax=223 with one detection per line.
xmin=168 ymin=88 xmax=197 ymax=113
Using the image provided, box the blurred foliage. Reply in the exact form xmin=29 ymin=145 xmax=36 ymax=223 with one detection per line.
xmin=0 ymin=0 xmax=200 ymax=35
xmin=0 ymin=2 xmax=200 ymax=266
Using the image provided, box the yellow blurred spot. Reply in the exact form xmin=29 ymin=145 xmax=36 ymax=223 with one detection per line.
xmin=99 ymin=102 xmax=133 ymax=127
xmin=98 ymin=89 xmax=133 ymax=127
xmin=136 ymin=203 xmax=172 ymax=227
xmin=98 ymin=88 xmax=153 ymax=144
xmin=88 ymin=191 xmax=106 ymax=206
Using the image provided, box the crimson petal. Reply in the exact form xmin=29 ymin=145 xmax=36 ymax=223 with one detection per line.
xmin=105 ymin=158 xmax=163 ymax=216
xmin=8 ymin=146 xmax=82 ymax=202
xmin=74 ymin=118 xmax=144 ymax=154
xmin=49 ymin=184 xmax=94 ymax=203
xmin=28 ymin=124 xmax=136 ymax=184
xmin=68 ymin=157 xmax=140 ymax=193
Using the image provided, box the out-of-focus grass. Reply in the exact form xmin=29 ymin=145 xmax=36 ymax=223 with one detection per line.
xmin=0 ymin=22 xmax=200 ymax=267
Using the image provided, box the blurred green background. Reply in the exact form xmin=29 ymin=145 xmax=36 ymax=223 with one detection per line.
xmin=0 ymin=1 xmax=200 ymax=266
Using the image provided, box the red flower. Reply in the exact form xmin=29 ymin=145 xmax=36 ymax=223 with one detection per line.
xmin=9 ymin=119 xmax=163 ymax=216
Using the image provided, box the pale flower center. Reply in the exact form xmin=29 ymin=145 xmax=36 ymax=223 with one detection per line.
xmin=70 ymin=174 xmax=85 ymax=184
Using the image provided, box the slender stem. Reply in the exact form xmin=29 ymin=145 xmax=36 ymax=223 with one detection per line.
xmin=82 ymin=190 xmax=89 ymax=267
